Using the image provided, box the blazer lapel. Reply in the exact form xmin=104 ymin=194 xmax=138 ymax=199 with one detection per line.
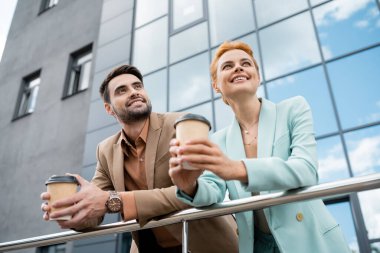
xmin=225 ymin=118 xmax=252 ymax=199
xmin=112 ymin=138 xmax=126 ymax=191
xmin=257 ymin=98 xmax=277 ymax=159
xmin=145 ymin=113 xmax=162 ymax=189
xmin=224 ymin=98 xmax=277 ymax=197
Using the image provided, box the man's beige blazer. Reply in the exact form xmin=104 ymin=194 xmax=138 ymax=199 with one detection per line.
xmin=91 ymin=112 xmax=238 ymax=253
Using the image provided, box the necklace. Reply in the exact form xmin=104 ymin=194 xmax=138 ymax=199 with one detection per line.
xmin=243 ymin=136 xmax=257 ymax=145
xmin=239 ymin=120 xmax=259 ymax=135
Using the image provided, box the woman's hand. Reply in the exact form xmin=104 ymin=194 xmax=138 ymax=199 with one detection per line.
xmin=168 ymin=139 xmax=203 ymax=196
xmin=178 ymin=139 xmax=248 ymax=182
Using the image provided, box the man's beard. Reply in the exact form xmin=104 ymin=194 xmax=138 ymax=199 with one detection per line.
xmin=112 ymin=99 xmax=152 ymax=124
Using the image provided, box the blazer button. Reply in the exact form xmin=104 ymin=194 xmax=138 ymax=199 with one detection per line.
xmin=236 ymin=228 xmax=239 ymax=235
xmin=296 ymin=212 xmax=303 ymax=222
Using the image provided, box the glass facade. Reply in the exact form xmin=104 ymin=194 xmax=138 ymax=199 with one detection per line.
xmin=132 ymin=0 xmax=380 ymax=252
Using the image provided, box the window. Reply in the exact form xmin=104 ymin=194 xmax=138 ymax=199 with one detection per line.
xmin=133 ymin=17 xmax=168 ymax=75
xmin=13 ymin=70 xmax=41 ymax=120
xmin=63 ymin=45 xmax=92 ymax=98
xmin=169 ymin=52 xmax=210 ymax=111
xmin=37 ymin=243 xmax=66 ymax=253
xmin=255 ymin=0 xmax=307 ymax=27
xmin=327 ymin=46 xmax=380 ymax=130
xmin=40 ymin=0 xmax=59 ymax=13
xmin=266 ymin=66 xmax=338 ymax=136
xmin=171 ymin=0 xmax=205 ymax=32
xmin=260 ymin=12 xmax=321 ymax=80
xmin=135 ymin=0 xmax=168 ymax=27
xmin=313 ymin=0 xmax=380 ymax=60
xmin=208 ymin=0 xmax=255 ymax=46
xmin=169 ymin=22 xmax=208 ymax=63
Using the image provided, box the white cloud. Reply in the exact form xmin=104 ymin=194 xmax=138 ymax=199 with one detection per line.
xmin=369 ymin=7 xmax=379 ymax=18
xmin=314 ymin=0 xmax=372 ymax=26
xmin=175 ymin=75 xmax=209 ymax=108
xmin=261 ymin=13 xmax=320 ymax=79
xmin=318 ymin=143 xmax=347 ymax=180
xmin=354 ymin=20 xmax=369 ymax=28
xmin=377 ymin=19 xmax=380 ymax=28
xmin=269 ymin=75 xmax=296 ymax=88
xmin=321 ymin=45 xmax=333 ymax=59
xmin=358 ymin=189 xmax=380 ymax=239
xmin=348 ymin=241 xmax=359 ymax=253
xmin=349 ymin=135 xmax=380 ymax=176
xmin=319 ymin=135 xmax=380 ymax=180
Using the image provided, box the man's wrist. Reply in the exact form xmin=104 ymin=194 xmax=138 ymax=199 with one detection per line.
xmin=105 ymin=191 xmax=123 ymax=213
xmin=119 ymin=192 xmax=137 ymax=221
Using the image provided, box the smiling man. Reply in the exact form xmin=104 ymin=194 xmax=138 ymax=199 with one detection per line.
xmin=40 ymin=64 xmax=238 ymax=253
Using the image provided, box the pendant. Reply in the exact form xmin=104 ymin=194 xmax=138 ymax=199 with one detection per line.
xmin=245 ymin=130 xmax=249 ymax=134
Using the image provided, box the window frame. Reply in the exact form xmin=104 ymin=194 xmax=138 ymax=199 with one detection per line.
xmin=169 ymin=0 xmax=208 ymax=35
xmin=12 ymin=70 xmax=41 ymax=121
xmin=62 ymin=44 xmax=93 ymax=100
xmin=39 ymin=0 xmax=59 ymax=14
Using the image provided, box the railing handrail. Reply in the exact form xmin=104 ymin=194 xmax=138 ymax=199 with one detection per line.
xmin=1 ymin=173 xmax=380 ymax=252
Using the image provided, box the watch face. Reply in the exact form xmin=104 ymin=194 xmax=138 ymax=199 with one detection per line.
xmin=108 ymin=198 xmax=121 ymax=212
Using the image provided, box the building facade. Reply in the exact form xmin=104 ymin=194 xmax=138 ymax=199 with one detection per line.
xmin=0 ymin=0 xmax=379 ymax=253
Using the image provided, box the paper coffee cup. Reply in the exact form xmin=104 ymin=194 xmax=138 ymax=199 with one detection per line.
xmin=174 ymin=114 xmax=211 ymax=170
xmin=45 ymin=175 xmax=79 ymax=221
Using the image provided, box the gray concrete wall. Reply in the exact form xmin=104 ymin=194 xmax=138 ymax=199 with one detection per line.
xmin=0 ymin=0 xmax=103 ymax=250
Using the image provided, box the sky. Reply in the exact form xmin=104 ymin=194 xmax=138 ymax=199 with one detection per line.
xmin=0 ymin=0 xmax=18 ymax=62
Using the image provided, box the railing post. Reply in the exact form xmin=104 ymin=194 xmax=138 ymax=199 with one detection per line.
xmin=182 ymin=220 xmax=188 ymax=253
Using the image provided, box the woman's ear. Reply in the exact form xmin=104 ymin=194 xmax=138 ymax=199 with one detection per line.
xmin=212 ymin=82 xmax=220 ymax=93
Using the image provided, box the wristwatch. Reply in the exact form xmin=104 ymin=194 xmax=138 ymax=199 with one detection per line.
xmin=105 ymin=191 xmax=122 ymax=213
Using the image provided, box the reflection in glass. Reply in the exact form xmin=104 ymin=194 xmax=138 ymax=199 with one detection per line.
xmin=327 ymin=202 xmax=359 ymax=252
xmin=173 ymin=0 xmax=204 ymax=30
xmin=214 ymin=98 xmax=234 ymax=131
xmin=143 ymin=70 xmax=167 ymax=113
xmin=135 ymin=0 xmax=168 ymax=27
xmin=260 ymin=12 xmax=320 ymax=80
xmin=371 ymin=242 xmax=380 ymax=252
xmin=310 ymin=0 xmax=328 ymax=5
xmin=255 ymin=0 xmax=308 ymax=27
xmin=313 ymin=0 xmax=380 ymax=60
xmin=180 ymin=102 xmax=214 ymax=131
xmin=266 ymin=66 xmax=337 ymax=136
xmin=239 ymin=33 xmax=262 ymax=78
xmin=344 ymin=125 xmax=380 ymax=177
xmin=169 ymin=53 xmax=211 ymax=111
xmin=358 ymin=189 xmax=380 ymax=239
xmin=327 ymin=46 xmax=380 ymax=129
xmin=170 ymin=22 xmax=208 ymax=63
xmin=208 ymin=0 xmax=255 ymax=46
xmin=133 ymin=17 xmax=168 ymax=75
xmin=316 ymin=136 xmax=349 ymax=183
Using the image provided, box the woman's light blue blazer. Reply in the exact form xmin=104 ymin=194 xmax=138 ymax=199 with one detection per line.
xmin=177 ymin=96 xmax=350 ymax=253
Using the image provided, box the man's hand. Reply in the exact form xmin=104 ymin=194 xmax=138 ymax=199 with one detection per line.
xmin=40 ymin=174 xmax=109 ymax=229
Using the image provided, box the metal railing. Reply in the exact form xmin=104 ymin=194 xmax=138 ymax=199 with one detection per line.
xmin=1 ymin=173 xmax=380 ymax=252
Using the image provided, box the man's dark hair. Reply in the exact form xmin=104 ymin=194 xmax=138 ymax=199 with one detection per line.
xmin=99 ymin=64 xmax=143 ymax=103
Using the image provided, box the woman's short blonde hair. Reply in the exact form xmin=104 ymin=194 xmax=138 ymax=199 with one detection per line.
xmin=210 ymin=41 xmax=259 ymax=85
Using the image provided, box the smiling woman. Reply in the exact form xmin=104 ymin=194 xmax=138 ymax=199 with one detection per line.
xmin=0 ymin=0 xmax=18 ymax=61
